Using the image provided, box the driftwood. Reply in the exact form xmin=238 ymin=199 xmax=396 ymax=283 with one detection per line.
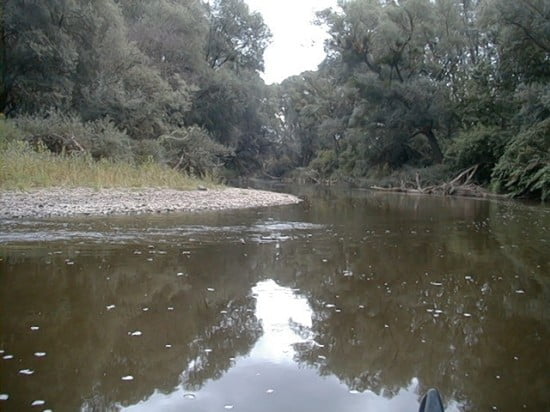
xmin=25 ymin=133 xmax=85 ymax=155
xmin=371 ymin=165 xmax=506 ymax=199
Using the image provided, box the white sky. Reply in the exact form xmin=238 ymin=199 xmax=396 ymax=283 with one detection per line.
xmin=245 ymin=0 xmax=338 ymax=84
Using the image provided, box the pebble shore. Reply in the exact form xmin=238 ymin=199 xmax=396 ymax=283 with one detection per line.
xmin=0 ymin=187 xmax=302 ymax=219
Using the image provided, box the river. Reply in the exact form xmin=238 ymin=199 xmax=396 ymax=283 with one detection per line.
xmin=1 ymin=184 xmax=548 ymax=411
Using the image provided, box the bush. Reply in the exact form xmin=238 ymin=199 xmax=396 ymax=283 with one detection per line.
xmin=265 ymin=155 xmax=294 ymax=177
xmin=309 ymin=149 xmax=338 ymax=178
xmin=0 ymin=136 xmax=216 ymax=190
xmin=159 ymin=126 xmax=232 ymax=177
xmin=446 ymin=126 xmax=511 ymax=183
xmin=132 ymin=139 xmax=166 ymax=164
xmin=492 ymin=118 xmax=550 ymax=201
xmin=0 ymin=115 xmax=24 ymax=150
xmin=13 ymin=110 xmax=133 ymax=161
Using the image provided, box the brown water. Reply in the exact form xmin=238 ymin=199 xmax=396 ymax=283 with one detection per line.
xmin=1 ymin=185 xmax=549 ymax=411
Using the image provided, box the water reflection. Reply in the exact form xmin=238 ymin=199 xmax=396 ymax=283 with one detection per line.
xmin=1 ymin=187 xmax=548 ymax=411
xmin=124 ymin=280 xmax=436 ymax=412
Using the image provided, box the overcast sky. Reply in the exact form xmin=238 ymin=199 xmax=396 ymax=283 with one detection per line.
xmin=244 ymin=0 xmax=338 ymax=84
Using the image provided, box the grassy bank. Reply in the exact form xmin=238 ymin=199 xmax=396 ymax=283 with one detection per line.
xmin=0 ymin=123 xmax=218 ymax=191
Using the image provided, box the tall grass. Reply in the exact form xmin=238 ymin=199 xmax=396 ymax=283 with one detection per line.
xmin=0 ymin=137 xmax=218 ymax=191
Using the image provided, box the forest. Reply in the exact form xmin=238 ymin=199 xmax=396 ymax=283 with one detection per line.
xmin=1 ymin=0 xmax=549 ymax=200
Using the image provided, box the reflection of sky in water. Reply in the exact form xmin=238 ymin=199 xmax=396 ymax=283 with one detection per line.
xmin=250 ymin=280 xmax=312 ymax=363
xmin=123 ymin=280 xmax=461 ymax=412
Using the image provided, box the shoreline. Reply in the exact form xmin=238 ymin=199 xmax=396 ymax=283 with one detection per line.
xmin=0 ymin=187 xmax=302 ymax=219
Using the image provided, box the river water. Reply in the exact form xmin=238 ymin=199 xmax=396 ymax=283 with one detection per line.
xmin=1 ymin=185 xmax=548 ymax=411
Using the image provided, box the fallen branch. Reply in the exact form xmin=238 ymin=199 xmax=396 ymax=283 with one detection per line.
xmin=370 ymin=166 xmax=507 ymax=199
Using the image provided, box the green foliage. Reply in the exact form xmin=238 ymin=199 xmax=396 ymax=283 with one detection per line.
xmin=132 ymin=139 xmax=166 ymax=165
xmin=206 ymin=0 xmax=271 ymax=72
xmin=446 ymin=126 xmax=511 ymax=183
xmin=0 ymin=123 xmax=214 ymax=190
xmin=0 ymin=115 xmax=24 ymax=150
xmin=3 ymin=0 xmax=549 ymax=200
xmin=13 ymin=111 xmax=133 ymax=161
xmin=159 ymin=127 xmax=232 ymax=177
xmin=3 ymin=0 xmax=272 ymax=180
xmin=264 ymin=155 xmax=294 ymax=178
xmin=492 ymin=119 xmax=550 ymax=201
xmin=309 ymin=150 xmax=339 ymax=178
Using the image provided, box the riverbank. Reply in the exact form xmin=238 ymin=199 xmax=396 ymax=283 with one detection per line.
xmin=0 ymin=187 xmax=302 ymax=219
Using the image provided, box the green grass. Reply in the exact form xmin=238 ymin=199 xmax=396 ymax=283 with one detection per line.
xmin=0 ymin=140 xmax=219 ymax=191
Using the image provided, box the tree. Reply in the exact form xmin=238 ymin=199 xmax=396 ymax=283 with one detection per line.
xmin=205 ymin=0 xmax=271 ymax=73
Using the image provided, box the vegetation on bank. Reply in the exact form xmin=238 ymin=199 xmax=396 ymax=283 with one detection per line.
xmin=273 ymin=0 xmax=549 ymax=201
xmin=1 ymin=0 xmax=548 ymax=200
xmin=0 ymin=119 xmax=217 ymax=190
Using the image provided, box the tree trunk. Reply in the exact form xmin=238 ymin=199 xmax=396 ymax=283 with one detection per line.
xmin=424 ymin=128 xmax=443 ymax=164
xmin=0 ymin=4 xmax=6 ymax=113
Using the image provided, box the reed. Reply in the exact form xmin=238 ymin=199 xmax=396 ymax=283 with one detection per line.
xmin=0 ymin=140 xmax=218 ymax=190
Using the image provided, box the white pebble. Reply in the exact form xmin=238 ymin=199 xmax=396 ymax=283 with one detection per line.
xmin=0 ymin=394 xmax=8 ymax=400
xmin=18 ymin=369 xmax=34 ymax=375
xmin=121 ymin=375 xmax=134 ymax=381
xmin=31 ymin=400 xmax=45 ymax=406
xmin=34 ymin=352 xmax=46 ymax=357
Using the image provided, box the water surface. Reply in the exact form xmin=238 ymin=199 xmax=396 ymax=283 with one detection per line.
xmin=1 ymin=185 xmax=548 ymax=411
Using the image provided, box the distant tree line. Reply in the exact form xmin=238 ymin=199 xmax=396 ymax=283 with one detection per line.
xmin=272 ymin=0 xmax=549 ymax=200
xmin=1 ymin=0 xmax=548 ymax=199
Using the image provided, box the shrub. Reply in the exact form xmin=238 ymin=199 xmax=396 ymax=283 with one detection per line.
xmin=492 ymin=118 xmax=550 ymax=201
xmin=446 ymin=126 xmax=511 ymax=183
xmin=159 ymin=126 xmax=232 ymax=177
xmin=309 ymin=150 xmax=338 ymax=178
xmin=13 ymin=110 xmax=133 ymax=161
xmin=132 ymin=139 xmax=166 ymax=164
xmin=0 ymin=115 xmax=24 ymax=150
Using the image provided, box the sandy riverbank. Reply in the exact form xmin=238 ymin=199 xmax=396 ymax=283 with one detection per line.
xmin=0 ymin=187 xmax=302 ymax=219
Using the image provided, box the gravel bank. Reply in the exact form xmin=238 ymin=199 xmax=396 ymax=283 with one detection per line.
xmin=0 ymin=187 xmax=302 ymax=219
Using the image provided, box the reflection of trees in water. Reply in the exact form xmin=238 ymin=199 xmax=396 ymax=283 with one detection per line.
xmin=268 ymin=200 xmax=550 ymax=410
xmin=180 ymin=297 xmax=262 ymax=390
xmin=0 ymin=242 xmax=264 ymax=411
xmin=2 ymin=194 xmax=548 ymax=410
